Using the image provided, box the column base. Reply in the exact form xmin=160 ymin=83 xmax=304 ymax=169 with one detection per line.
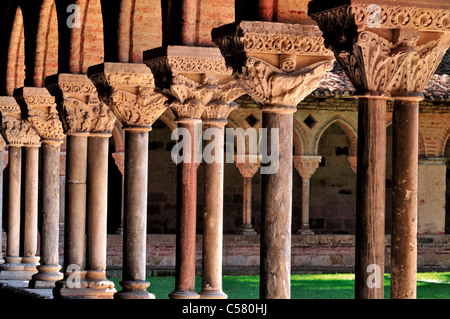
xmin=296 ymin=227 xmax=314 ymax=235
xmin=114 ymin=280 xmax=155 ymax=299
xmin=199 ymin=289 xmax=228 ymax=299
xmin=169 ymin=290 xmax=201 ymax=299
xmin=21 ymin=256 xmax=40 ymax=271
xmin=0 ymin=257 xmax=37 ymax=280
xmin=0 ymin=257 xmax=24 ymax=271
xmin=53 ymin=270 xmax=116 ymax=299
xmin=238 ymin=225 xmax=257 ymax=235
xmin=29 ymin=264 xmax=63 ymax=289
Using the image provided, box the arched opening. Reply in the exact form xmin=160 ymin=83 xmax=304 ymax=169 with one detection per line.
xmin=309 ymin=123 xmax=356 ymax=234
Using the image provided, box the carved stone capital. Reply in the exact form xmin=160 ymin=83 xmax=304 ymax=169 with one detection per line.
xmin=293 ymin=155 xmax=322 ymax=179
xmin=0 ymin=96 xmax=41 ymax=147
xmin=14 ymin=87 xmax=65 ymax=143
xmin=212 ymin=21 xmax=335 ymax=110
xmin=88 ymin=63 xmax=168 ymax=130
xmin=308 ymin=2 xmax=450 ymax=33
xmin=308 ymin=1 xmax=450 ymax=96
xmin=144 ymin=46 xmax=245 ymax=120
xmin=46 ymin=74 xmax=117 ymax=136
xmin=234 ymin=154 xmax=261 ymax=178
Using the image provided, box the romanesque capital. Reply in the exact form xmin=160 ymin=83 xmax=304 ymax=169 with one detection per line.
xmin=293 ymin=155 xmax=322 ymax=179
xmin=235 ymin=154 xmax=261 ymax=179
xmin=308 ymin=0 xmax=450 ymax=97
xmin=0 ymin=96 xmax=41 ymax=148
xmin=144 ymin=46 xmax=245 ymax=121
xmin=45 ymin=74 xmax=116 ymax=136
xmin=212 ymin=21 xmax=335 ymax=110
xmin=14 ymin=87 xmax=65 ymax=143
xmin=88 ymin=63 xmax=168 ymax=131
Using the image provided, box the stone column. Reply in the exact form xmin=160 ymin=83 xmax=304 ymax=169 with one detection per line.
xmin=46 ymin=73 xmax=117 ymax=298
xmin=145 ymin=45 xmax=245 ymax=300
xmin=89 ymin=62 xmax=167 ymax=299
xmin=309 ymin=1 xmax=450 ymax=299
xmin=389 ymin=31 xmax=449 ymax=299
xmin=235 ymin=155 xmax=261 ymax=235
xmin=293 ymin=155 xmax=322 ymax=235
xmin=212 ymin=21 xmax=334 ymax=299
xmin=22 ymin=146 xmax=40 ymax=271
xmin=0 ymin=96 xmax=41 ymax=280
xmin=15 ymin=87 xmax=65 ymax=288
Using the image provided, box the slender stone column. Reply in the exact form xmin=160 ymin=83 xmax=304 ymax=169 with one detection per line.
xmin=89 ymin=62 xmax=167 ymax=299
xmin=46 ymin=73 xmax=117 ymax=298
xmin=199 ymin=102 xmax=240 ymax=299
xmin=2 ymin=146 xmax=22 ymax=272
xmin=22 ymin=146 xmax=40 ymax=271
xmin=0 ymin=96 xmax=41 ymax=280
xmin=235 ymin=155 xmax=260 ymax=235
xmin=145 ymin=45 xmax=245 ymax=299
xmin=15 ymin=87 xmax=65 ymax=288
xmin=354 ymin=96 xmax=387 ymax=299
xmin=391 ymin=98 xmax=419 ymax=299
xmin=171 ymin=119 xmax=201 ymax=299
xmin=213 ymin=20 xmax=334 ymax=299
xmin=293 ymin=155 xmax=322 ymax=235
xmin=309 ymin=0 xmax=450 ymax=299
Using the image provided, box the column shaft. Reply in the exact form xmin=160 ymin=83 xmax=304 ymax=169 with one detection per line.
xmin=391 ymin=99 xmax=418 ymax=299
xmin=86 ymin=136 xmax=109 ymax=273
xmin=243 ymin=177 xmax=252 ymax=227
xmin=301 ymin=178 xmax=311 ymax=229
xmin=115 ymin=130 xmax=153 ymax=299
xmin=64 ymin=135 xmax=87 ymax=270
xmin=29 ymin=142 xmax=63 ymax=288
xmin=170 ymin=121 xmax=200 ymax=299
xmin=260 ymin=111 xmax=293 ymax=299
xmin=355 ymin=97 xmax=386 ymax=299
xmin=7 ymin=146 xmax=22 ymax=264
xmin=200 ymin=124 xmax=226 ymax=299
xmin=22 ymin=147 xmax=39 ymax=266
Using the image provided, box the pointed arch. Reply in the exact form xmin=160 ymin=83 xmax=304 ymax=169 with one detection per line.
xmin=313 ymin=115 xmax=358 ymax=156
xmin=293 ymin=117 xmax=308 ymax=155
xmin=34 ymin=0 xmax=58 ymax=87
xmin=6 ymin=6 xmax=25 ymax=96
xmin=70 ymin=0 xmax=104 ymax=74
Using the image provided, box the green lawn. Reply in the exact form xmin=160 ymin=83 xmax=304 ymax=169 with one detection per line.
xmin=109 ymin=272 xmax=450 ymax=299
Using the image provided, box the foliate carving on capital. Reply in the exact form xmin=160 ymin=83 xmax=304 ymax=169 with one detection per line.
xmin=2 ymin=116 xmax=41 ymax=147
xmin=309 ymin=4 xmax=450 ymax=32
xmin=107 ymin=87 xmax=167 ymax=128
xmin=293 ymin=155 xmax=322 ymax=179
xmin=237 ymin=57 xmax=333 ymax=107
xmin=333 ymin=30 xmax=450 ymax=95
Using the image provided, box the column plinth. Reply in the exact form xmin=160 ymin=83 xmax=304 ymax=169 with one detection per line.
xmin=212 ymin=20 xmax=334 ymax=299
xmin=89 ymin=63 xmax=167 ymax=299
